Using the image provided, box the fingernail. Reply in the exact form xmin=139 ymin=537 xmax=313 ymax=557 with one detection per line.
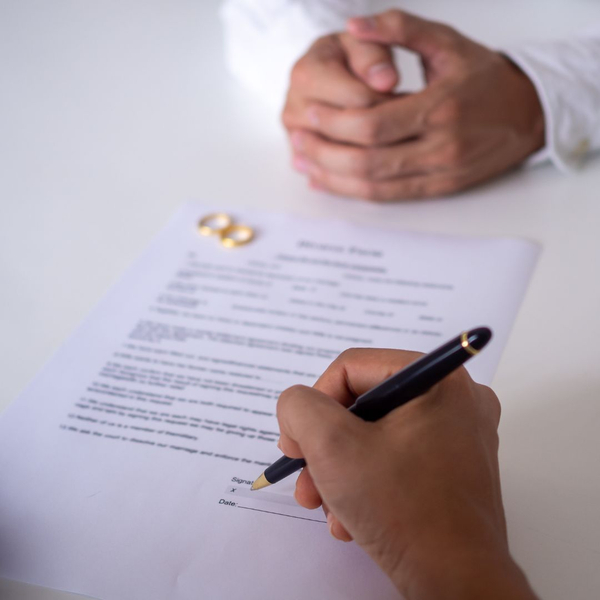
xmin=326 ymin=512 xmax=337 ymax=539
xmin=293 ymin=155 xmax=310 ymax=173
xmin=367 ymin=63 xmax=396 ymax=89
xmin=307 ymin=106 xmax=319 ymax=126
xmin=291 ymin=131 xmax=304 ymax=151
xmin=348 ymin=16 xmax=377 ymax=33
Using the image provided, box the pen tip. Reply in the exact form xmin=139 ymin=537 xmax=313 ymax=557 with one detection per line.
xmin=251 ymin=473 xmax=271 ymax=491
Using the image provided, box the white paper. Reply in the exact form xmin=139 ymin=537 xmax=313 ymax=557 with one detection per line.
xmin=0 ymin=203 xmax=539 ymax=600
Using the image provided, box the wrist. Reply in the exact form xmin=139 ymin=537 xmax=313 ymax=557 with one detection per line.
xmin=400 ymin=545 xmax=537 ymax=600
xmin=389 ymin=519 xmax=538 ymax=600
xmin=501 ymin=53 xmax=546 ymax=156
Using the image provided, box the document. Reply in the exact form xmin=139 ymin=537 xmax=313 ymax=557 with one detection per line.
xmin=0 ymin=203 xmax=539 ymax=600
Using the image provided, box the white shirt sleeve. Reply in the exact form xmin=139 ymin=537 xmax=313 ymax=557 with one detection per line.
xmin=502 ymin=29 xmax=600 ymax=172
xmin=220 ymin=0 xmax=371 ymax=110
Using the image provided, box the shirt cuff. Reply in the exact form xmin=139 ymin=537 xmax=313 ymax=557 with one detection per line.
xmin=504 ymin=37 xmax=600 ymax=173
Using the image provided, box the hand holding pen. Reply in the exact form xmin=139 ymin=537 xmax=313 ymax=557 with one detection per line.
xmin=250 ymin=330 xmax=539 ymax=600
xmin=253 ymin=328 xmax=491 ymax=490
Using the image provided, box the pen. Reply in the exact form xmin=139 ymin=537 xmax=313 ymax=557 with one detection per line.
xmin=251 ymin=327 xmax=492 ymax=491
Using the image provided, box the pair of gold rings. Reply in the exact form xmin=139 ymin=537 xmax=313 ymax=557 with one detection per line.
xmin=197 ymin=213 xmax=254 ymax=248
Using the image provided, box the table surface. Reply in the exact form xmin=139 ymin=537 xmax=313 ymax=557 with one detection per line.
xmin=1 ymin=1 xmax=599 ymax=598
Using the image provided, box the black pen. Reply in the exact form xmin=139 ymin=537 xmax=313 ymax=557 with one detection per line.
xmin=251 ymin=327 xmax=492 ymax=491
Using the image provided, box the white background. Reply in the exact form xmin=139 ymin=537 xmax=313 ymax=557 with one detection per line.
xmin=1 ymin=1 xmax=599 ymax=598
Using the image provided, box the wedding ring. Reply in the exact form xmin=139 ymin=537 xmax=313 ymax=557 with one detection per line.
xmin=198 ymin=213 xmax=233 ymax=236
xmin=220 ymin=224 xmax=254 ymax=248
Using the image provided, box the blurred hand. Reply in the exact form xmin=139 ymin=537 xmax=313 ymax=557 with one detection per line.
xmin=277 ymin=349 xmax=538 ymax=599
xmin=282 ymin=10 xmax=545 ymax=201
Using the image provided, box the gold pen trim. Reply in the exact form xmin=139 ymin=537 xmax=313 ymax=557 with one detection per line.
xmin=460 ymin=332 xmax=479 ymax=356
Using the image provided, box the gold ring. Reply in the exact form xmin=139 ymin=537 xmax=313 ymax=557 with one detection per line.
xmin=198 ymin=213 xmax=233 ymax=236
xmin=460 ymin=332 xmax=479 ymax=356
xmin=220 ymin=224 xmax=254 ymax=248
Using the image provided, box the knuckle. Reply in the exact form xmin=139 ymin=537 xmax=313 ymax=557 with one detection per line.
xmin=436 ymin=371 xmax=502 ymax=428
xmin=428 ymin=98 xmax=461 ymax=126
xmin=486 ymin=391 xmax=502 ymax=424
xmin=280 ymin=94 xmax=304 ymax=129
xmin=347 ymin=87 xmax=378 ymax=109
xmin=436 ymin=367 xmax=473 ymax=398
xmin=289 ymin=59 xmax=310 ymax=88
xmin=276 ymin=385 xmax=313 ymax=424
xmin=474 ymin=385 xmax=502 ymax=434
xmin=446 ymin=365 xmax=471 ymax=387
xmin=313 ymin=34 xmax=342 ymax=62
xmin=280 ymin=105 xmax=294 ymax=129
xmin=286 ymin=383 xmax=311 ymax=396
xmin=277 ymin=384 xmax=310 ymax=412
xmin=384 ymin=9 xmax=406 ymax=31
xmin=336 ymin=347 xmax=366 ymax=362
xmin=437 ymin=25 xmax=461 ymax=49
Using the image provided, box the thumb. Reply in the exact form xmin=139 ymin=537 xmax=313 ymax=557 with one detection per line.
xmin=276 ymin=385 xmax=366 ymax=467
xmin=339 ymin=33 xmax=399 ymax=93
xmin=347 ymin=10 xmax=459 ymax=66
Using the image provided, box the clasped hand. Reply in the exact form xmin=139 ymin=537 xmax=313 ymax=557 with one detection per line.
xmin=283 ymin=10 xmax=545 ymax=201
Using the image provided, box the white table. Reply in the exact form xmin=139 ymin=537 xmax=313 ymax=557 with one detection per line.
xmin=1 ymin=1 xmax=599 ymax=598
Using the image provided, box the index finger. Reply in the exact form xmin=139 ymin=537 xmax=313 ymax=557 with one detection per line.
xmin=338 ymin=32 xmax=399 ymax=92
xmin=314 ymin=348 xmax=424 ymax=406
xmin=307 ymin=89 xmax=436 ymax=146
xmin=290 ymin=35 xmax=383 ymax=109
